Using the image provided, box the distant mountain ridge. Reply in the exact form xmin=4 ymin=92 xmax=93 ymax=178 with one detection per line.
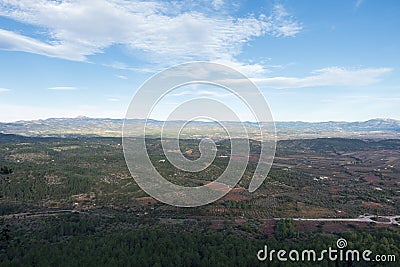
xmin=276 ymin=118 xmax=400 ymax=132
xmin=0 ymin=117 xmax=399 ymax=139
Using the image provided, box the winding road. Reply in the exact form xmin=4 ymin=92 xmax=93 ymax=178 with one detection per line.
xmin=275 ymin=215 xmax=400 ymax=226
xmin=1 ymin=210 xmax=399 ymax=226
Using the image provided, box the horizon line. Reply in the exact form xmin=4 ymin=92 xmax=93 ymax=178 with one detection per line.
xmin=0 ymin=116 xmax=399 ymax=124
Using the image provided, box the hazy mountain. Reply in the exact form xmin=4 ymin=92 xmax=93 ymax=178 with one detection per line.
xmin=0 ymin=117 xmax=399 ymax=139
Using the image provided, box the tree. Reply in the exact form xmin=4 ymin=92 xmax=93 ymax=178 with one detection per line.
xmin=275 ymin=219 xmax=296 ymax=239
xmin=0 ymin=166 xmax=13 ymax=175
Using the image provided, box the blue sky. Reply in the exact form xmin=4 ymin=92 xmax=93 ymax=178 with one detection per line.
xmin=0 ymin=0 xmax=399 ymax=122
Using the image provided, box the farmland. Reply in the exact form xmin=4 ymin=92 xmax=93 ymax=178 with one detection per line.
xmin=1 ymin=134 xmax=399 ymax=266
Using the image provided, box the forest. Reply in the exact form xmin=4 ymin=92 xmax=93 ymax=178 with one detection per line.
xmin=0 ymin=134 xmax=399 ymax=266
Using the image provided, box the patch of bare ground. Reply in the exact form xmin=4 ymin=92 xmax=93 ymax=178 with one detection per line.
xmin=204 ymin=181 xmax=230 ymax=192
xmin=369 ymin=216 xmax=391 ymax=223
xmin=295 ymin=202 xmax=337 ymax=218
xmin=44 ymin=174 xmax=63 ymax=185
xmin=260 ymin=220 xmax=276 ymax=238
xmin=223 ymin=191 xmax=249 ymax=201
xmin=8 ymin=152 xmax=50 ymax=162
xmin=210 ymin=220 xmax=225 ymax=230
xmin=362 ymin=201 xmax=382 ymax=209
xmin=71 ymin=192 xmax=95 ymax=202
xmin=295 ymin=221 xmax=323 ymax=233
xmin=51 ymin=145 xmax=80 ymax=151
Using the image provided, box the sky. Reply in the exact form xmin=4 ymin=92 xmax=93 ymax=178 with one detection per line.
xmin=0 ymin=0 xmax=399 ymax=122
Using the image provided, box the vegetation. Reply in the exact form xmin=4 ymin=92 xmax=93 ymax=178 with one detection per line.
xmin=0 ymin=166 xmax=12 ymax=175
xmin=0 ymin=134 xmax=399 ymax=266
xmin=0 ymin=212 xmax=399 ymax=267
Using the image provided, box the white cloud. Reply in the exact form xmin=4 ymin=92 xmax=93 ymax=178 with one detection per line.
xmin=267 ymin=4 xmax=303 ymax=37
xmin=213 ymin=58 xmax=270 ymax=77
xmin=102 ymin=62 xmax=154 ymax=73
xmin=346 ymin=95 xmax=400 ymax=103
xmin=0 ymin=28 xmax=91 ymax=61
xmin=115 ymin=75 xmax=128 ymax=80
xmin=170 ymin=90 xmax=233 ymax=98
xmin=107 ymin=98 xmax=120 ymax=102
xmin=48 ymin=86 xmax=78 ymax=91
xmin=0 ymin=87 xmax=10 ymax=92
xmin=211 ymin=0 xmax=224 ymax=10
xmin=251 ymin=67 xmax=392 ymax=89
xmin=0 ymin=1 xmax=301 ymax=75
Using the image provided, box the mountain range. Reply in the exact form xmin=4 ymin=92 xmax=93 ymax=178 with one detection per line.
xmin=0 ymin=117 xmax=399 ymax=139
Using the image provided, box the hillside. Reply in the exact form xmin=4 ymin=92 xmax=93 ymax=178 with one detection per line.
xmin=0 ymin=117 xmax=399 ymax=139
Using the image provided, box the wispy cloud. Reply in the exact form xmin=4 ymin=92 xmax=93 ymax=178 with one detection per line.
xmin=355 ymin=0 xmax=364 ymax=10
xmin=107 ymin=98 xmax=120 ymax=102
xmin=170 ymin=90 xmax=233 ymax=98
xmin=267 ymin=4 xmax=303 ymax=37
xmin=102 ymin=62 xmax=154 ymax=73
xmin=211 ymin=0 xmax=224 ymax=10
xmin=0 ymin=1 xmax=302 ymax=75
xmin=48 ymin=86 xmax=78 ymax=91
xmin=346 ymin=95 xmax=400 ymax=103
xmin=0 ymin=28 xmax=90 ymax=61
xmin=0 ymin=87 xmax=10 ymax=92
xmin=251 ymin=67 xmax=392 ymax=89
xmin=115 ymin=75 xmax=127 ymax=80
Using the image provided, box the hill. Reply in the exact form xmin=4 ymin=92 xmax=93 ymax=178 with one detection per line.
xmin=0 ymin=117 xmax=399 ymax=139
